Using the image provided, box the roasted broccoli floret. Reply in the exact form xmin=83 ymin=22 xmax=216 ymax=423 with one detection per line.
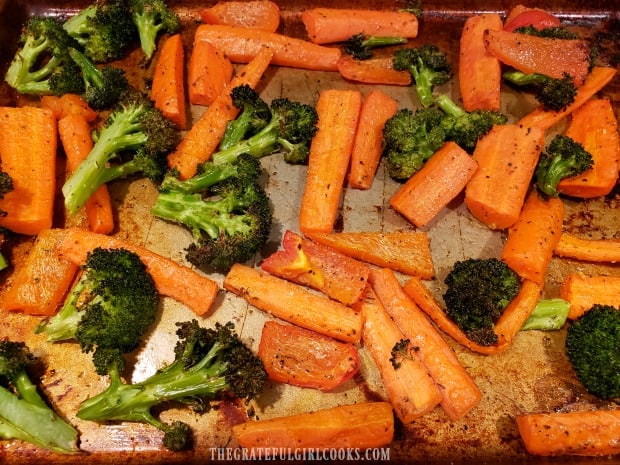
xmin=62 ymin=90 xmax=178 ymax=215
xmin=35 ymin=247 xmax=159 ymax=376
xmin=535 ymin=134 xmax=594 ymax=197
xmin=129 ymin=0 xmax=180 ymax=60
xmin=0 ymin=338 xmax=79 ymax=453
xmin=503 ymin=70 xmax=577 ymax=112
xmin=521 ymin=298 xmax=570 ymax=331
xmin=514 ymin=25 xmax=579 ymax=40
xmin=77 ymin=319 xmax=267 ymax=451
xmin=382 ymin=107 xmax=446 ymax=181
xmin=443 ymin=258 xmax=521 ymax=346
xmin=211 ymin=97 xmax=319 ymax=166
xmin=343 ymin=33 xmax=408 ymax=60
xmin=4 ymin=16 xmax=84 ymax=96
xmin=392 ymin=44 xmax=451 ymax=107
xmin=63 ymin=0 xmax=136 ymax=63
xmin=390 ymin=339 xmax=416 ymax=369
xmin=219 ymin=85 xmax=272 ymax=151
xmin=565 ymin=304 xmax=620 ymax=401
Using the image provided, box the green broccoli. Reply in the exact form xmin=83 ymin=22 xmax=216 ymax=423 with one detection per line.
xmin=565 ymin=304 xmax=620 ymax=401
xmin=535 ymin=134 xmax=594 ymax=197
xmin=77 ymin=319 xmax=267 ymax=451
xmin=392 ymin=44 xmax=451 ymax=107
xmin=152 ymin=155 xmax=272 ymax=273
xmin=400 ymin=0 xmax=423 ymax=17
xmin=129 ymin=0 xmax=180 ymax=61
xmin=61 ymin=89 xmax=179 ymax=216
xmin=389 ymin=339 xmax=416 ymax=369
xmin=219 ymin=85 xmax=272 ymax=151
xmin=0 ymin=338 xmax=79 ymax=453
xmin=382 ymin=107 xmax=446 ymax=181
xmin=443 ymin=258 xmax=521 ymax=346
xmin=503 ymin=70 xmax=577 ymax=112
xmin=520 ymin=298 xmax=570 ymax=331
xmin=514 ymin=25 xmax=579 ymax=40
xmin=343 ymin=33 xmax=408 ymax=60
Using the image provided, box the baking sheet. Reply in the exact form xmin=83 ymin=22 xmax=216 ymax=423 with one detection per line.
xmin=0 ymin=1 xmax=619 ymax=463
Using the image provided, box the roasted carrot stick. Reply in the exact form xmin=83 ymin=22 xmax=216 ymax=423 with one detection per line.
xmin=465 ymin=124 xmax=545 ymax=230
xmin=349 ymin=89 xmax=398 ymax=189
xmin=369 ymin=268 xmax=482 ymax=421
xmin=299 ymin=89 xmax=362 ymax=234
xmin=357 ymin=288 xmax=442 ymax=423
xmin=188 ymin=37 xmax=234 ymax=106
xmin=223 ymin=263 xmax=363 ymax=343
xmin=516 ymin=409 xmax=620 ymax=457
xmin=167 ymin=47 xmax=273 ymax=180
xmin=492 ymin=279 xmax=542 ymax=345
xmin=559 ymin=273 xmax=620 ymax=320
xmin=40 ymin=94 xmax=98 ymax=122
xmin=390 ymin=141 xmax=478 ymax=228
xmin=555 ymin=233 xmax=620 ymax=263
xmin=57 ymin=227 xmax=219 ymax=316
xmin=199 ymin=0 xmax=281 ymax=32
xmin=0 ymin=229 xmax=78 ymax=316
xmin=459 ymin=13 xmax=503 ymax=112
xmin=501 ymin=190 xmax=565 ymax=285
xmin=301 ymin=8 xmax=419 ymax=44
xmin=337 ymin=56 xmax=412 ymax=86
xmin=305 ymin=230 xmax=435 ymax=279
xmin=193 ymin=24 xmax=341 ymax=71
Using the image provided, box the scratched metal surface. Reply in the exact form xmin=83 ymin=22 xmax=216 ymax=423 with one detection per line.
xmin=0 ymin=1 xmax=619 ymax=464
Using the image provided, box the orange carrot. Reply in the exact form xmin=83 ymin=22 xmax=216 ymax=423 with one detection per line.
xmin=557 ymin=99 xmax=620 ymax=198
xmin=299 ymin=89 xmax=362 ymax=234
xmin=465 ymin=124 xmax=545 ymax=230
xmin=390 ymin=141 xmax=478 ymax=228
xmin=188 ymin=37 xmax=234 ymax=106
xmin=58 ymin=114 xmax=114 ymax=235
xmin=0 ymin=106 xmax=57 ymax=236
xmin=337 ymin=56 xmax=412 ymax=86
xmin=194 ymin=24 xmax=341 ymax=71
xmin=167 ymin=47 xmax=273 ymax=180
xmin=501 ymin=190 xmax=565 ymax=285
xmin=232 ymin=402 xmax=394 ymax=453
xmin=357 ymin=288 xmax=442 ymax=423
xmin=223 ymin=263 xmax=363 ymax=343
xmin=150 ymin=34 xmax=187 ymax=130
xmin=483 ymin=29 xmax=590 ymax=85
xmin=305 ymin=230 xmax=435 ymax=279
xmin=369 ymin=268 xmax=482 ymax=421
xmin=301 ymin=8 xmax=419 ymax=44
xmin=199 ymin=0 xmax=281 ymax=32
xmin=559 ymin=273 xmax=620 ymax=320
xmin=459 ymin=13 xmax=503 ymax=111
xmin=40 ymin=94 xmax=98 ymax=122
xmin=503 ymin=5 xmax=560 ymax=32
xmin=518 ymin=67 xmax=617 ymax=131
xmin=555 ymin=233 xmax=620 ymax=263
xmin=348 ymin=90 xmax=398 ymax=189
xmin=516 ymin=409 xmax=620 ymax=457
xmin=0 ymin=229 xmax=78 ymax=316
xmin=492 ymin=279 xmax=542 ymax=345
xmin=58 ymin=227 xmax=219 ymax=316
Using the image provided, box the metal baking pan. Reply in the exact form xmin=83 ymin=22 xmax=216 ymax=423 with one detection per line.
xmin=0 ymin=0 xmax=618 ymax=463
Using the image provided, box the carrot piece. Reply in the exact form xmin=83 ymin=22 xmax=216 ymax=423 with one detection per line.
xmin=501 ymin=190 xmax=565 ymax=285
xmin=483 ymin=29 xmax=590 ymax=85
xmin=559 ymin=274 xmax=620 ymax=320
xmin=518 ymin=67 xmax=617 ymax=131
xmin=357 ymin=288 xmax=442 ymax=423
xmin=188 ymin=37 xmax=234 ymax=106
xmin=348 ymin=90 xmax=398 ymax=189
xmin=260 ymin=229 xmax=370 ymax=306
xmin=0 ymin=229 xmax=78 ymax=316
xmin=40 ymin=94 xmax=98 ymax=122
xmin=232 ymin=401 xmax=394 ymax=452
xmin=223 ymin=263 xmax=363 ymax=343
xmin=337 ymin=56 xmax=412 ymax=86
xmin=258 ymin=320 xmax=360 ymax=391
xmin=199 ymin=0 xmax=281 ymax=32
xmin=516 ymin=409 xmax=620 ymax=457
xmin=0 ymin=106 xmax=57 ymax=236
xmin=150 ymin=34 xmax=187 ymax=130
xmin=464 ymin=124 xmax=545 ymax=230
xmin=58 ymin=227 xmax=219 ymax=316
xmin=58 ymin=114 xmax=114 ymax=235
xmin=305 ymin=230 xmax=435 ymax=279
xmin=194 ymin=24 xmax=341 ymax=71
xmin=167 ymin=47 xmax=273 ymax=180
xmin=557 ymin=99 xmax=620 ymax=198
xmin=390 ymin=141 xmax=478 ymax=228
xmin=301 ymin=8 xmax=419 ymax=44
xmin=555 ymin=234 xmax=620 ymax=263
xmin=492 ymin=279 xmax=542 ymax=345
xmin=458 ymin=13 xmax=503 ymax=112
xmin=369 ymin=268 xmax=481 ymax=421
xmin=299 ymin=89 xmax=362 ymax=234
xmin=504 ymin=5 xmax=561 ymax=32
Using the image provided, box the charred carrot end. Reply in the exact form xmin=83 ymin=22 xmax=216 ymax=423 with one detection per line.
xmin=559 ymin=273 xmax=620 ymax=320
xmin=337 ymin=56 xmax=412 ymax=86
xmin=151 ymin=34 xmax=187 ymax=130
xmin=188 ymin=38 xmax=234 ymax=106
xmin=199 ymin=0 xmax=281 ymax=32
xmin=554 ymin=233 xmax=620 ymax=263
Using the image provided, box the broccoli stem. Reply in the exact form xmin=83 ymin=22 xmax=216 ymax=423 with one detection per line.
xmin=502 ymin=70 xmax=547 ymax=87
xmin=68 ymin=47 xmax=104 ymax=88
xmin=521 ymin=298 xmax=570 ymax=331
xmin=133 ymin=16 xmax=163 ymax=60
xmin=160 ymin=164 xmax=238 ymax=194
xmin=211 ymin=119 xmax=280 ymax=166
xmin=411 ymin=57 xmax=437 ymax=108
xmin=35 ymin=277 xmax=87 ymax=342
xmin=435 ymin=94 xmax=467 ymax=118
